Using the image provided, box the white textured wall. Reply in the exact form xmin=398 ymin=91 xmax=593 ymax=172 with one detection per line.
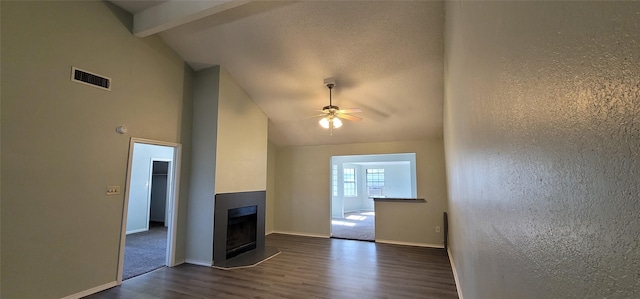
xmin=1 ymin=2 xmax=192 ymax=297
xmin=444 ymin=1 xmax=640 ymax=298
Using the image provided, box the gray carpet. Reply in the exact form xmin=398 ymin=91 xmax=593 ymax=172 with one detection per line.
xmin=123 ymin=223 xmax=167 ymax=280
xmin=331 ymin=211 xmax=375 ymax=241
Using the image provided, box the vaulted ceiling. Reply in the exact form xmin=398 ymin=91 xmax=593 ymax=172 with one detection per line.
xmin=110 ymin=1 xmax=444 ymax=146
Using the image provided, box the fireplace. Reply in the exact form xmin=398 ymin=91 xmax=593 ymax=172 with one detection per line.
xmin=213 ymin=191 xmax=279 ymax=268
xmin=226 ymin=205 xmax=257 ymax=259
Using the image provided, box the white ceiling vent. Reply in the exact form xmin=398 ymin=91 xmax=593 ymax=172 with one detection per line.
xmin=71 ymin=67 xmax=111 ymax=91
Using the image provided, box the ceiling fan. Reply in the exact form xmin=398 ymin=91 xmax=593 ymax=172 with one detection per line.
xmin=314 ymin=78 xmax=362 ymax=131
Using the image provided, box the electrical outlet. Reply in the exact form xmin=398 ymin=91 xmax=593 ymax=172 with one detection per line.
xmin=106 ymin=186 xmax=121 ymax=195
xmin=436 ymin=226 xmax=441 ymax=233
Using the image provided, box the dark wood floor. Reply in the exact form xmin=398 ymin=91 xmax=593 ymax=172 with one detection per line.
xmin=86 ymin=234 xmax=458 ymax=298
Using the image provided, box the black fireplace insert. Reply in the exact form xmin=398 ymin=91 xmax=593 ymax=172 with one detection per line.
xmin=226 ymin=205 xmax=257 ymax=259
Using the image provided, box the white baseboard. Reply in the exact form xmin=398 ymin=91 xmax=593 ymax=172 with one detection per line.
xmin=271 ymin=230 xmax=330 ymax=238
xmin=61 ymin=281 xmax=117 ymax=299
xmin=126 ymin=228 xmax=147 ymax=235
xmin=447 ymin=248 xmax=464 ymax=299
xmin=173 ymin=259 xmax=185 ymax=266
xmin=185 ymin=259 xmax=212 ymax=267
xmin=375 ymin=239 xmax=444 ymax=248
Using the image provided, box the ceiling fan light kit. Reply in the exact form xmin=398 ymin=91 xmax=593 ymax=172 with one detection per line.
xmin=319 ymin=115 xmax=342 ymax=129
xmin=318 ymin=78 xmax=361 ymax=132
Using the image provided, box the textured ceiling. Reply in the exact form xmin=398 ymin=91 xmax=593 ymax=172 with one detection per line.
xmin=111 ymin=1 xmax=444 ymax=146
xmin=110 ymin=0 xmax=166 ymax=13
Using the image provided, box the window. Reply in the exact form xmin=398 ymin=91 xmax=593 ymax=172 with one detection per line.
xmin=343 ymin=168 xmax=357 ymax=197
xmin=366 ymin=169 xmax=385 ymax=197
xmin=332 ymin=165 xmax=338 ymax=196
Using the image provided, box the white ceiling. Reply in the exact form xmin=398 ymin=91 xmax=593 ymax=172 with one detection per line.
xmin=110 ymin=1 xmax=444 ymax=147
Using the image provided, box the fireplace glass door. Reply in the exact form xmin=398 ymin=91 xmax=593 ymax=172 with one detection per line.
xmin=226 ymin=205 xmax=258 ymax=258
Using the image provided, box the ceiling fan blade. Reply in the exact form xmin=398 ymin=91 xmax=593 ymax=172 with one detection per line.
xmin=301 ymin=114 xmax=327 ymax=120
xmin=336 ymin=113 xmax=362 ymax=121
xmin=338 ymin=108 xmax=362 ymax=114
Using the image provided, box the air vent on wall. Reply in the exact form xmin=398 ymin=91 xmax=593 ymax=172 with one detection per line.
xmin=71 ymin=67 xmax=111 ymax=91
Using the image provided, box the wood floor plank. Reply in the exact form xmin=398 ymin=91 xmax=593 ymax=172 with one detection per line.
xmin=85 ymin=234 xmax=458 ymax=299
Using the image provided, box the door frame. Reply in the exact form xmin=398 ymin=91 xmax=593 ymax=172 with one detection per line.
xmin=117 ymin=138 xmax=182 ymax=284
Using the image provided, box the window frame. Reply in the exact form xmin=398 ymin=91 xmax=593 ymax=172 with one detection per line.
xmin=332 ymin=164 xmax=338 ymax=197
xmin=366 ymin=168 xmax=385 ymax=198
xmin=343 ymin=167 xmax=357 ymax=197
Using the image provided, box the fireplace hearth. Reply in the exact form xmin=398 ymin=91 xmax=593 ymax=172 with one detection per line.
xmin=213 ymin=191 xmax=279 ymax=268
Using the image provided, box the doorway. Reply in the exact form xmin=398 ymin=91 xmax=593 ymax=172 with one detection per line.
xmin=118 ymin=138 xmax=181 ymax=283
xmin=330 ymin=153 xmax=417 ymax=241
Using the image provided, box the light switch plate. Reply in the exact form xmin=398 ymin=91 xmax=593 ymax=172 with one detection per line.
xmin=106 ymin=186 xmax=121 ymax=195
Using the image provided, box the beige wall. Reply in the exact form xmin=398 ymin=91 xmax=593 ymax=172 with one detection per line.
xmin=215 ymin=69 xmax=268 ymax=193
xmin=1 ymin=2 xmax=192 ymax=298
xmin=185 ymin=67 xmax=219 ymax=264
xmin=185 ymin=66 xmax=268 ymax=264
xmin=444 ymin=1 xmax=640 ymax=298
xmin=266 ymin=141 xmax=277 ymax=234
xmin=274 ymin=138 xmax=448 ymax=246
